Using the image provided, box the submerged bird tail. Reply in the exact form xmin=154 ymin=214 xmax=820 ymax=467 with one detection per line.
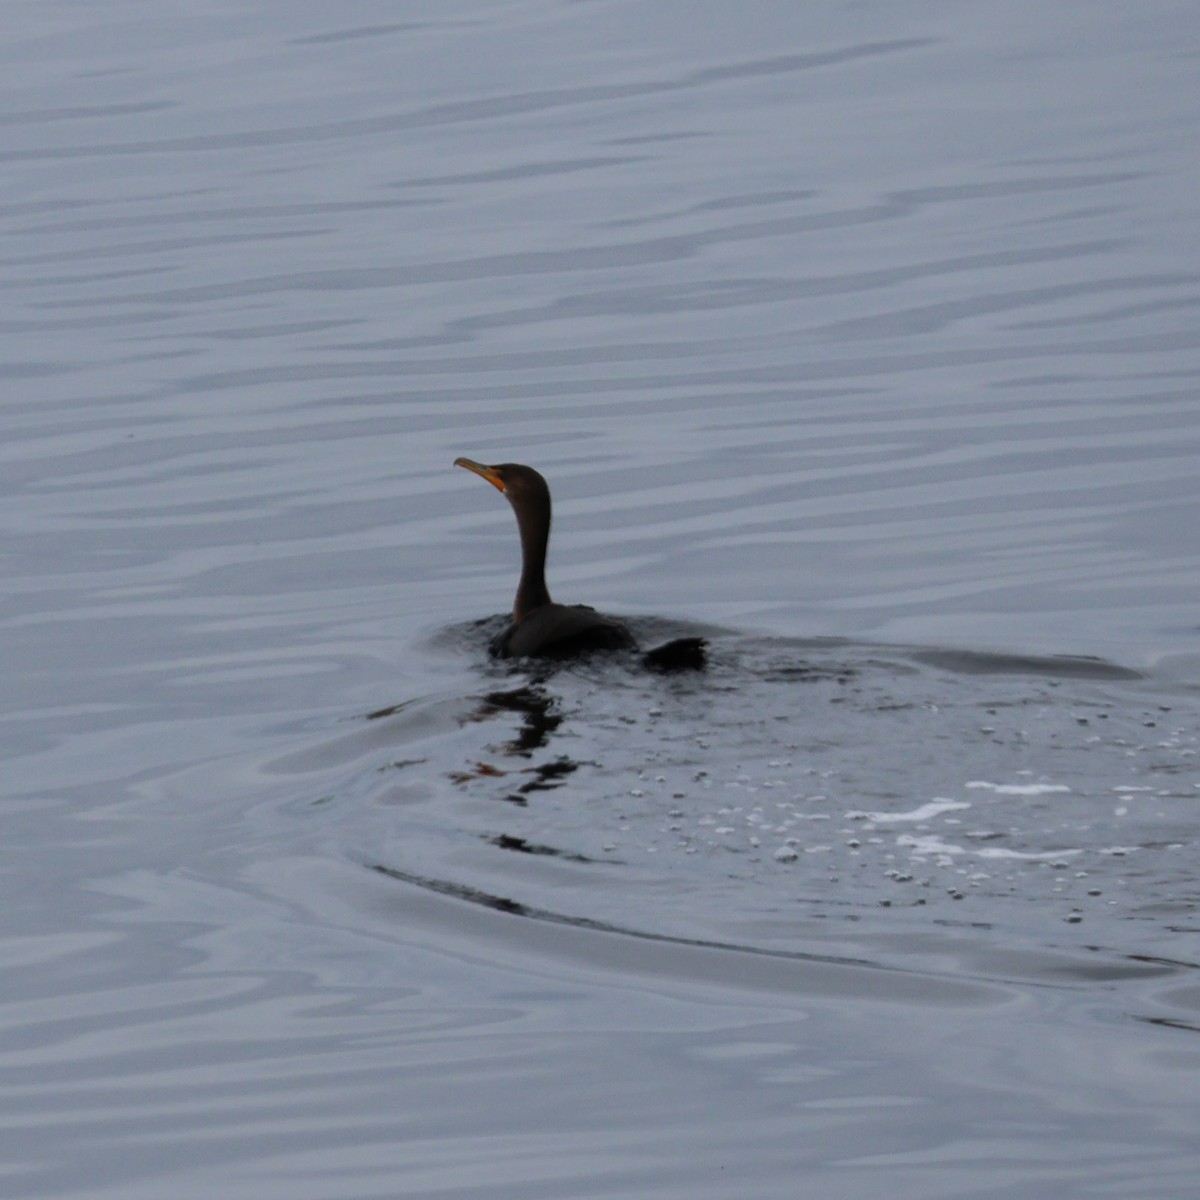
xmin=641 ymin=637 xmax=707 ymax=672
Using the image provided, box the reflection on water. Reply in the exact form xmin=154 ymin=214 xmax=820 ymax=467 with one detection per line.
xmin=4 ymin=1 xmax=1200 ymax=1197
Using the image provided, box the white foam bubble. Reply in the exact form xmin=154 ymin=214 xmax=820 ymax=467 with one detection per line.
xmin=854 ymin=798 xmax=972 ymax=824
xmin=897 ymin=833 xmax=1082 ymax=862
xmin=965 ymin=781 xmax=1071 ymax=796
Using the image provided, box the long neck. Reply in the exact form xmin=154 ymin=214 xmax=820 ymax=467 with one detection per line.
xmin=512 ymin=495 xmax=552 ymax=622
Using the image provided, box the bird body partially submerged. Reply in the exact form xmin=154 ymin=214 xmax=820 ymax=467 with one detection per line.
xmin=454 ymin=456 xmax=703 ymax=668
xmin=492 ymin=602 xmax=636 ymax=659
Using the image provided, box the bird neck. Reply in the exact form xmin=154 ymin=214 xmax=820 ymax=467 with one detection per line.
xmin=513 ymin=498 xmax=552 ymax=622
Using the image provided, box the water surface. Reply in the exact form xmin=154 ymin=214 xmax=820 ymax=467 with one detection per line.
xmin=3 ymin=2 xmax=1199 ymax=1196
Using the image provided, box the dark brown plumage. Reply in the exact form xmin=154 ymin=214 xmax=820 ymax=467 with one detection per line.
xmin=454 ymin=458 xmax=637 ymax=659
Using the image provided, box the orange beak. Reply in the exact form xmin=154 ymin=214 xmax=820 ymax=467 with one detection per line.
xmin=454 ymin=457 xmax=506 ymax=494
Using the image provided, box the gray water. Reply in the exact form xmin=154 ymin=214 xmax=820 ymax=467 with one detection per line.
xmin=4 ymin=2 xmax=1200 ymax=1196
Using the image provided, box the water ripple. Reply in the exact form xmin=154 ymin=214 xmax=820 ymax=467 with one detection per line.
xmin=4 ymin=2 xmax=1200 ymax=1195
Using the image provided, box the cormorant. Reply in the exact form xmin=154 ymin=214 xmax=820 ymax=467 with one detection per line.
xmin=454 ymin=457 xmax=703 ymax=668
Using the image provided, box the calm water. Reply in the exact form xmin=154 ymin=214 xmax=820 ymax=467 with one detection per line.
xmin=4 ymin=2 xmax=1200 ymax=1196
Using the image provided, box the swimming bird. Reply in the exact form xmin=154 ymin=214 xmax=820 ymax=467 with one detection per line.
xmin=454 ymin=457 xmax=704 ymax=668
